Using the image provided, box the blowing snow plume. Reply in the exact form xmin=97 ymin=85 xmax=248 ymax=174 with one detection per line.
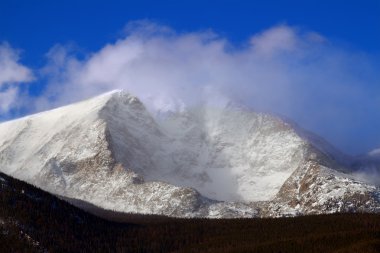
xmin=7 ymin=21 xmax=380 ymax=156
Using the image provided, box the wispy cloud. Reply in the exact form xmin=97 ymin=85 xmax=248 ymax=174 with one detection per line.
xmin=0 ymin=43 xmax=34 ymax=115
xmin=353 ymin=169 xmax=380 ymax=186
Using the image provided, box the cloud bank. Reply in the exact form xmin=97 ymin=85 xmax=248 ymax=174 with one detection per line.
xmin=2 ymin=22 xmax=380 ymax=155
xmin=0 ymin=43 xmax=34 ymax=115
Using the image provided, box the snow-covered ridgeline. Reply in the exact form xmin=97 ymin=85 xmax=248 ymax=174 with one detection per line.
xmin=0 ymin=90 xmax=378 ymax=217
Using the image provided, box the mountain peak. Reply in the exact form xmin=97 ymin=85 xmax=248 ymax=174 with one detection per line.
xmin=0 ymin=91 xmax=379 ymax=218
xmin=94 ymin=89 xmax=138 ymax=104
xmin=104 ymin=89 xmax=124 ymax=95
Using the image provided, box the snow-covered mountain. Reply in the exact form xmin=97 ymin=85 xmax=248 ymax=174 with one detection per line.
xmin=0 ymin=90 xmax=379 ymax=217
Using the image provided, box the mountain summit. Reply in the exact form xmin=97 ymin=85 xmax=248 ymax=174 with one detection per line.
xmin=0 ymin=90 xmax=379 ymax=217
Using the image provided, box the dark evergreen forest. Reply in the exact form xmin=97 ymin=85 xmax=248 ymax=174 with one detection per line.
xmin=1 ymin=171 xmax=379 ymax=253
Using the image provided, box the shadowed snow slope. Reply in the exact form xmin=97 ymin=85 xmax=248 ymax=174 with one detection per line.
xmin=0 ymin=90 xmax=379 ymax=217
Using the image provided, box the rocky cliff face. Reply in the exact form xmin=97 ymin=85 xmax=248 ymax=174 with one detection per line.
xmin=0 ymin=90 xmax=379 ymax=217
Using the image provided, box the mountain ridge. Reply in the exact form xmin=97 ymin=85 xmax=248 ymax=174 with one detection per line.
xmin=0 ymin=90 xmax=379 ymax=217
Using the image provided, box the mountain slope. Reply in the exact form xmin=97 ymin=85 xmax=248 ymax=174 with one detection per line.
xmin=0 ymin=90 xmax=379 ymax=217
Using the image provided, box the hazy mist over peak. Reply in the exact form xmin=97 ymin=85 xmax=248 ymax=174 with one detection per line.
xmin=0 ymin=21 xmax=379 ymax=155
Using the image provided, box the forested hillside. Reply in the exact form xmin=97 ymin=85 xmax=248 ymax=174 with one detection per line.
xmin=1 ymin=171 xmax=379 ymax=253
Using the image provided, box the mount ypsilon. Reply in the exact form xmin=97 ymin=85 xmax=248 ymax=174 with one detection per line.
xmin=0 ymin=90 xmax=379 ymax=217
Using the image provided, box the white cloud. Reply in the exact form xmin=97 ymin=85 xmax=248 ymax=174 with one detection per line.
xmin=0 ymin=86 xmax=18 ymax=113
xmin=27 ymin=22 xmax=380 ymax=154
xmin=0 ymin=43 xmax=34 ymax=115
xmin=369 ymin=148 xmax=380 ymax=157
xmin=250 ymin=25 xmax=299 ymax=55
xmin=0 ymin=43 xmax=33 ymax=86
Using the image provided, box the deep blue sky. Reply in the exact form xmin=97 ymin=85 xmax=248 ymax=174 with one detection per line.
xmin=1 ymin=0 xmax=379 ymax=65
xmin=0 ymin=0 xmax=380 ymax=154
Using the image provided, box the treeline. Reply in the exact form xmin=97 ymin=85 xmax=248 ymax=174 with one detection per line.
xmin=0 ymin=171 xmax=379 ymax=253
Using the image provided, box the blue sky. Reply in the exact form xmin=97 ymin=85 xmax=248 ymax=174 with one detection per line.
xmin=0 ymin=0 xmax=379 ymax=155
xmin=1 ymin=0 xmax=379 ymax=67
